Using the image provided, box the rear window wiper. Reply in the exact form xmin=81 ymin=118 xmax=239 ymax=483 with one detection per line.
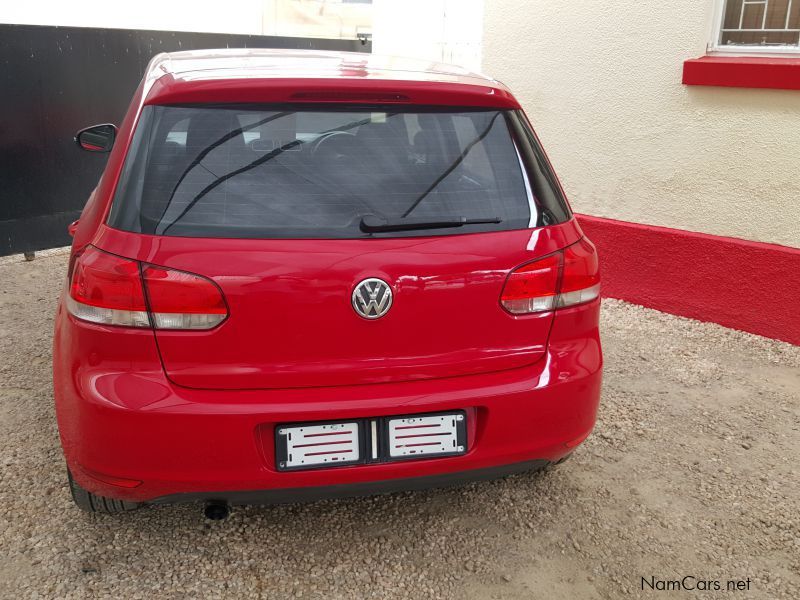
xmin=360 ymin=214 xmax=502 ymax=233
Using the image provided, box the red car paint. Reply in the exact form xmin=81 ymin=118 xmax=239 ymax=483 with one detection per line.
xmin=54 ymin=50 xmax=602 ymax=506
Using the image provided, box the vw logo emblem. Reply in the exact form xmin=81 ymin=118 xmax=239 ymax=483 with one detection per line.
xmin=352 ymin=278 xmax=393 ymax=319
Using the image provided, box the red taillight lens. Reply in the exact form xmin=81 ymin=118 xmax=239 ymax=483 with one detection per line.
xmin=290 ymin=91 xmax=411 ymax=103
xmin=558 ymin=237 xmax=600 ymax=308
xmin=67 ymin=246 xmax=150 ymax=327
xmin=500 ymin=238 xmax=600 ymax=315
xmin=142 ymin=266 xmax=227 ymax=330
xmin=66 ymin=246 xmax=227 ymax=330
xmin=500 ymin=254 xmax=561 ymax=314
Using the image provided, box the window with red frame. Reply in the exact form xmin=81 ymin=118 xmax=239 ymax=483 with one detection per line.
xmin=683 ymin=1 xmax=800 ymax=90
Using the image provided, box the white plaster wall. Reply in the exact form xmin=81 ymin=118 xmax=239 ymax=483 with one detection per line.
xmin=373 ymin=0 xmax=483 ymax=72
xmin=0 ymin=0 xmax=371 ymax=39
xmin=483 ymin=0 xmax=800 ymax=248
xmin=0 ymin=1 xmax=266 ymax=34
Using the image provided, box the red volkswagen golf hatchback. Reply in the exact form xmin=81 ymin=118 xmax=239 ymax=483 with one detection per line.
xmin=54 ymin=49 xmax=602 ymax=517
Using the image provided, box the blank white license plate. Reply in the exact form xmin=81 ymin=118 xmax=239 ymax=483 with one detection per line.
xmin=275 ymin=411 xmax=467 ymax=471
xmin=387 ymin=413 xmax=466 ymax=458
xmin=276 ymin=422 xmax=361 ymax=469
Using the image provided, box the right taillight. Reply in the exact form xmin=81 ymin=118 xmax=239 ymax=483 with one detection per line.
xmin=557 ymin=237 xmax=600 ymax=308
xmin=500 ymin=238 xmax=600 ymax=315
xmin=66 ymin=246 xmax=228 ymax=330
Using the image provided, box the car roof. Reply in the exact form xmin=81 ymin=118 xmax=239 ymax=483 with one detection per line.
xmin=142 ymin=49 xmax=520 ymax=109
xmin=149 ymin=48 xmax=498 ymax=85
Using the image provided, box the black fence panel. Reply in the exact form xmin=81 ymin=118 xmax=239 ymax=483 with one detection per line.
xmin=0 ymin=24 xmax=370 ymax=256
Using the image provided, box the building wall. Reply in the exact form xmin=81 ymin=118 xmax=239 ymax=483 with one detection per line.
xmin=0 ymin=0 xmax=372 ymax=41
xmin=262 ymin=0 xmax=372 ymax=40
xmin=482 ymin=0 xmax=800 ymax=248
xmin=373 ymin=0 xmax=483 ymax=72
xmin=0 ymin=0 xmax=267 ymax=34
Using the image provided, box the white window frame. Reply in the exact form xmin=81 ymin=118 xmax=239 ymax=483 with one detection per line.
xmin=709 ymin=0 xmax=800 ymax=54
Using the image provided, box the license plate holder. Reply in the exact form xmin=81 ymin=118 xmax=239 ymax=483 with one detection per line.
xmin=275 ymin=410 xmax=467 ymax=471
xmin=275 ymin=421 xmax=364 ymax=471
xmin=384 ymin=411 xmax=467 ymax=460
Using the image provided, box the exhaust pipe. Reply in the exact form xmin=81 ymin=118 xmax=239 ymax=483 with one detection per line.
xmin=204 ymin=501 xmax=230 ymax=520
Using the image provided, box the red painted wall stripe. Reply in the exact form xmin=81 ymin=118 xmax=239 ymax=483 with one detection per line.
xmin=682 ymin=56 xmax=800 ymax=91
xmin=576 ymin=214 xmax=800 ymax=345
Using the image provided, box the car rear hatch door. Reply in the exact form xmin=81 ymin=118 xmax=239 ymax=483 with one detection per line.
xmin=105 ymin=104 xmax=576 ymax=389
xmin=139 ymin=229 xmax=575 ymax=389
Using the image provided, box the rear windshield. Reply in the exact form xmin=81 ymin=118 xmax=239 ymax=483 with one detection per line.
xmin=108 ymin=105 xmax=570 ymax=238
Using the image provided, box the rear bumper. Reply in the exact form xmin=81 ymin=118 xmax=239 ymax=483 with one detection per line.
xmin=54 ymin=300 xmax=602 ymax=504
xmin=152 ymin=459 xmax=553 ymax=505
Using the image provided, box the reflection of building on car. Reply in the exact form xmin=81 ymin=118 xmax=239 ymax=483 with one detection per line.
xmin=57 ymin=49 xmax=602 ymax=517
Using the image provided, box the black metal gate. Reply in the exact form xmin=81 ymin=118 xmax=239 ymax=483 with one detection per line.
xmin=0 ymin=24 xmax=370 ymax=256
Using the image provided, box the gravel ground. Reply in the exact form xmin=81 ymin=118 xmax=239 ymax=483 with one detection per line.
xmin=0 ymin=251 xmax=798 ymax=600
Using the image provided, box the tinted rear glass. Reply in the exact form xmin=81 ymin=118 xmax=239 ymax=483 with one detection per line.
xmin=109 ymin=106 xmax=570 ymax=238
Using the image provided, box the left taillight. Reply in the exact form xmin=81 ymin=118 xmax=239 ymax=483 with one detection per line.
xmin=67 ymin=246 xmax=150 ymax=327
xmin=141 ymin=265 xmax=228 ymax=330
xmin=66 ymin=246 xmax=227 ymax=330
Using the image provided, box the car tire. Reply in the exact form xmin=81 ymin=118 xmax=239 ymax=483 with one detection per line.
xmin=67 ymin=470 xmax=141 ymax=514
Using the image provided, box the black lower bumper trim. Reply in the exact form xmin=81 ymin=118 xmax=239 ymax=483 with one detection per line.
xmin=150 ymin=458 xmax=551 ymax=506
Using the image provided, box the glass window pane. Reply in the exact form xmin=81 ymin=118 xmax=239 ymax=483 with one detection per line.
xmin=723 ymin=0 xmax=744 ymax=29
xmin=720 ymin=0 xmax=799 ymax=46
xmin=741 ymin=3 xmax=765 ymax=29
xmin=765 ymin=0 xmax=790 ymax=28
xmin=108 ymin=106 xmax=571 ymax=239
